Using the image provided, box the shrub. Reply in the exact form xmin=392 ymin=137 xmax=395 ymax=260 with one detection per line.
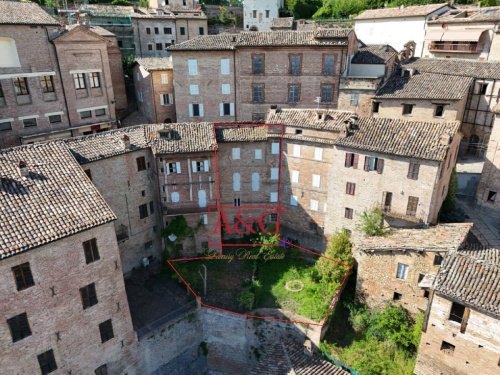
xmin=239 ymin=289 xmax=255 ymax=310
xmin=357 ymin=207 xmax=386 ymax=236
xmin=316 ymin=229 xmax=352 ymax=282
xmin=112 ymin=0 xmax=131 ymax=5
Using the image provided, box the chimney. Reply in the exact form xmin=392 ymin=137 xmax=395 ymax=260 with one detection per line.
xmin=303 ymin=340 xmax=313 ymax=357
xmin=269 ymin=105 xmax=280 ymax=116
xmin=440 ymin=134 xmax=452 ymax=146
xmin=122 ymin=134 xmax=131 ymax=149
xmin=18 ymin=161 xmax=29 ymax=177
xmin=316 ymin=110 xmax=327 ymax=121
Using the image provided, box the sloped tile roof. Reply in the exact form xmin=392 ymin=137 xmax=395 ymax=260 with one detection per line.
xmin=434 ymin=248 xmax=499 ymax=317
xmin=375 ymin=72 xmax=473 ymax=100
xmin=168 ymin=34 xmax=238 ymax=50
xmin=135 ymin=57 xmax=173 ymax=71
xmin=0 ymin=1 xmax=60 ymax=25
xmin=335 ymin=116 xmax=461 ymax=161
xmin=147 ymin=123 xmax=216 ymax=154
xmin=215 ymin=125 xmax=268 ymax=142
xmin=84 ymin=4 xmax=134 ymax=17
xmin=356 ymin=223 xmax=472 ymax=253
xmin=351 ymin=44 xmax=398 ymax=64
xmin=428 ymin=7 xmax=500 ymax=24
xmin=402 ymin=57 xmax=500 ymax=80
xmin=270 ymin=17 xmax=294 ymax=29
xmin=0 ymin=142 xmax=115 ymax=259
xmin=356 ymin=3 xmax=449 ymax=20
xmin=266 ymin=109 xmax=356 ymax=132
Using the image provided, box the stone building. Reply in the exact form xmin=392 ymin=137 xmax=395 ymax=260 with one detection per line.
xmin=414 ymin=247 xmax=500 ymax=375
xmin=423 ymin=7 xmax=500 ymax=61
xmin=339 ymin=44 xmax=398 ymax=116
xmin=243 ymin=0 xmax=283 ymax=32
xmin=372 ymin=69 xmax=472 ymax=123
xmin=133 ymin=57 xmax=176 ymax=123
xmin=169 ymin=29 xmax=358 ymax=123
xmin=353 ymin=224 xmax=472 ymax=315
xmin=0 ymin=142 xmax=137 ymax=374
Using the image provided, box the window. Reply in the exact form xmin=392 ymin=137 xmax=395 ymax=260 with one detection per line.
xmin=408 ymin=161 xmax=420 ymax=180
xmin=396 ymin=263 xmax=409 ymax=280
xmin=139 ymin=204 xmax=148 ymax=219
xmin=434 ymin=104 xmax=445 ymax=117
xmin=73 ymin=73 xmax=86 ymax=90
xmin=487 ymin=190 xmax=497 ymax=202
xmin=159 ymin=74 xmax=168 ymax=85
xmin=291 ymin=170 xmax=299 ymax=183
xmin=310 ymin=199 xmax=319 ymax=211
xmin=364 ymin=156 xmax=384 ymax=173
xmin=180 ymin=27 xmax=186 ymax=35
xmin=12 ymin=263 xmax=34 ymax=291
xmin=255 ymin=149 xmax=262 ymax=159
xmin=344 ymin=153 xmax=358 ymax=168
xmin=48 ymin=114 xmax=62 ymax=123
xmin=168 ymin=162 xmax=181 ymax=174
xmin=80 ymin=283 xmax=98 ymax=309
xmin=95 ymin=108 xmax=106 ymax=116
xmin=99 ymin=319 xmax=114 ymax=343
xmin=449 ymin=302 xmax=466 ymax=323
xmin=7 ymin=312 xmax=31 ymax=342
xmin=346 ymin=182 xmax=355 ymax=195
xmin=323 ymin=54 xmax=334 ymax=75
xmin=440 ymin=341 xmax=455 ymax=355
xmin=350 ymin=92 xmax=359 ymax=106
xmin=252 ymin=172 xmax=260 ymax=191
xmin=14 ymin=77 xmax=29 ymax=95
xmin=271 ymin=168 xmax=279 ymax=180
xmin=478 ymin=82 xmax=489 ymax=95
xmin=406 ymin=196 xmax=419 ymax=217
xmin=232 ymin=148 xmax=240 ymax=160
xmin=270 ymin=192 xmax=278 ymax=203
xmin=233 ymin=172 xmax=240 ymax=191
xmin=153 ymin=27 xmax=159 ymax=34
xmin=200 ymin=214 xmax=208 ymax=225
xmin=382 ymin=191 xmax=392 ymax=212
xmin=266 ymin=10 xmax=270 ymax=18
xmin=433 ymin=254 xmax=443 ymax=266
xmin=221 ymin=102 xmax=232 ymax=116
xmin=253 ymin=10 xmax=257 ymax=18
xmin=221 ymin=84 xmax=230 ymax=94
xmin=290 ymin=196 xmax=298 ymax=206
xmin=191 ymin=103 xmax=203 ymax=117
xmin=252 ymin=54 xmax=264 ymax=74
xmin=80 ymin=110 xmax=92 ymax=119
xmin=193 ymin=160 xmax=208 ymax=172
xmin=149 ymin=201 xmax=154 ymax=214
xmin=295 ymin=129 xmax=303 ymax=135
xmin=288 ymin=84 xmax=300 ymax=103
xmin=345 ymin=208 xmax=353 ymax=219
xmin=38 ymin=349 xmax=57 ymax=375
xmin=372 ymin=101 xmax=380 ymax=113
xmin=0 ymin=83 xmax=3 ymax=98
xmin=148 ymin=44 xmax=153 ymax=51
xmin=40 ymin=75 xmax=54 ymax=93
xmin=88 ymin=72 xmax=100 ymax=88
xmin=199 ymin=27 xmax=205 ymax=35
xmin=293 ymin=144 xmax=301 ymax=157
xmin=160 ymin=94 xmax=173 ymax=105
xmin=146 ymin=27 xmax=151 ymax=34
xmin=23 ymin=118 xmax=37 ymax=127
xmin=252 ymin=84 xmax=264 ymax=103
xmin=289 ymin=54 xmax=302 ymax=75
xmin=271 ymin=142 xmax=280 ymax=154
xmin=314 ymin=147 xmax=323 ymax=161
xmin=136 ymin=156 xmax=146 ymax=171
xmin=188 ymin=59 xmax=198 ymax=75
xmin=312 ymin=174 xmax=321 ymax=188
xmin=95 ymin=365 xmax=108 ymax=375
xmin=233 ymin=197 xmax=241 ymax=207
xmin=321 ymin=84 xmax=333 ymax=103
xmin=164 ymin=27 xmax=172 ymax=34
xmin=83 ymin=238 xmax=100 ymax=264
xmin=220 ymin=58 xmax=230 ymax=75
xmin=156 ymin=43 xmax=162 ymax=51
xmin=402 ymin=104 xmax=414 ymax=115
xmin=423 ymin=290 xmax=430 ymax=299
xmin=189 ymin=84 xmax=199 ymax=95
xmin=393 ymin=292 xmax=402 ymax=301
xmin=0 ymin=121 xmax=12 ymax=131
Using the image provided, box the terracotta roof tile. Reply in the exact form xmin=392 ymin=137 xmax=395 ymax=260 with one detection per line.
xmin=402 ymin=57 xmax=500 ymax=80
xmin=0 ymin=1 xmax=60 ymax=25
xmin=270 ymin=17 xmax=294 ymax=29
xmin=428 ymin=7 xmax=500 ymax=24
xmin=351 ymin=44 xmax=398 ymax=64
xmin=356 ymin=3 xmax=449 ymax=20
xmin=135 ymin=57 xmax=173 ymax=71
xmin=216 ymin=126 xmax=268 ymax=142
xmin=266 ymin=109 xmax=355 ymax=132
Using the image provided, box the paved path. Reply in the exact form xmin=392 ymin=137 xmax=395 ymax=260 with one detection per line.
xmin=457 ymin=199 xmax=500 ymax=247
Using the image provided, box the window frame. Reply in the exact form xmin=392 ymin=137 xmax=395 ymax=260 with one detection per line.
xmin=406 ymin=196 xmax=419 ymax=217
xmin=89 ymin=72 xmax=101 ymax=88
xmin=7 ymin=312 xmax=32 ymax=342
xmin=346 ymin=182 xmax=356 ymax=195
xmin=80 ymin=283 xmax=98 ymax=309
xmin=83 ymin=238 xmax=100 ymax=264
xmin=288 ymin=84 xmax=300 ymax=103
xmin=48 ymin=114 xmax=62 ymax=124
xmin=23 ymin=117 xmax=37 ymax=128
xmin=12 ymin=263 xmax=35 ymax=291
xmin=396 ymin=262 xmax=409 ymax=280
xmin=323 ymin=54 xmax=335 ymax=76
xmin=38 ymin=349 xmax=57 ymax=375
xmin=98 ymin=319 xmax=114 ymax=343
xmin=136 ymin=156 xmax=146 ymax=171
xmin=252 ymin=54 xmax=265 ymax=75
xmin=73 ymin=73 xmax=86 ymax=90
xmin=252 ymin=83 xmax=265 ymax=103
xmin=402 ymin=103 xmax=414 ymax=115
xmin=321 ymin=84 xmax=333 ymax=103
xmin=289 ymin=54 xmax=302 ymax=75
xmin=139 ymin=203 xmax=149 ymax=219
xmin=13 ymin=77 xmax=29 ymax=96
xmin=407 ymin=161 xmax=420 ymax=180
xmin=344 ymin=207 xmax=354 ymax=219
xmin=40 ymin=75 xmax=54 ymax=93
xmin=372 ymin=101 xmax=380 ymax=113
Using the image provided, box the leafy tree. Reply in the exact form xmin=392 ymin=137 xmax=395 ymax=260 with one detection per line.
xmin=366 ymin=305 xmax=415 ymax=351
xmin=357 ymin=207 xmax=386 ymax=236
xmin=112 ymin=0 xmax=131 ymax=5
xmin=138 ymin=0 xmax=149 ymax=7
xmin=316 ymin=229 xmax=352 ymax=282
xmin=252 ymin=226 xmax=281 ymax=257
xmin=285 ymin=0 xmax=322 ymax=19
xmin=313 ymin=0 xmax=367 ymax=19
xmin=121 ymin=53 xmax=136 ymax=78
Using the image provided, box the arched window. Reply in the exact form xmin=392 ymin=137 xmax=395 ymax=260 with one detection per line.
xmin=233 ymin=173 xmax=240 ymax=192
xmin=0 ymin=37 xmax=21 ymax=68
xmin=251 ymin=173 xmax=260 ymax=192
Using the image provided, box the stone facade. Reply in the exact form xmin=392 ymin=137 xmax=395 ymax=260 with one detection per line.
xmin=338 ymin=77 xmax=382 ymax=116
xmin=243 ymin=0 xmax=282 ymax=31
xmin=415 ymin=294 xmax=500 ymax=375
xmin=0 ymin=222 xmax=138 ymax=374
xmin=132 ymin=17 xmax=177 ymax=57
xmin=175 ymin=15 xmax=208 ymax=44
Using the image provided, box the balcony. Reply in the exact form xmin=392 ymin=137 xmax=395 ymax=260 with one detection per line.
xmin=429 ymin=41 xmax=481 ymax=53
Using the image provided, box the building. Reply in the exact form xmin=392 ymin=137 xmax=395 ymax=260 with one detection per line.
xmin=169 ymin=29 xmax=358 ymax=123
xmin=339 ymin=44 xmax=398 ymax=116
xmin=0 ymin=2 xmax=122 ymax=149
xmin=270 ymin=17 xmax=295 ymax=31
xmin=354 ymin=3 xmax=451 ymax=57
xmin=327 ymin=116 xmax=462 ymax=232
xmin=0 ymin=142 xmax=137 ymax=374
xmin=423 ymin=7 xmax=500 ymax=61
xmin=243 ymin=0 xmax=284 ymax=32
xmin=133 ymin=57 xmax=176 ymax=123
xmin=372 ymin=69 xmax=473 ymax=122
xmin=414 ymin=247 xmax=500 ymax=375
xmin=150 ymin=0 xmax=198 ymax=12
xmin=353 ymin=224 xmax=472 ymax=315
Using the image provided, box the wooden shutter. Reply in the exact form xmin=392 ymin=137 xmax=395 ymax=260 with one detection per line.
xmin=188 ymin=104 xmax=193 ymax=117
xmin=353 ymin=153 xmax=359 ymax=169
xmin=191 ymin=160 xmax=197 ymax=173
xmin=377 ymin=159 xmax=384 ymax=174
xmin=199 ymin=104 xmax=204 ymax=117
xmin=219 ymin=103 xmax=224 ymax=116
xmin=460 ymin=307 xmax=470 ymax=333
xmin=344 ymin=153 xmax=350 ymax=167
xmin=364 ymin=156 xmax=370 ymax=171
xmin=176 ymin=162 xmax=181 ymax=174
xmin=204 ymin=160 xmax=209 ymax=172
xmin=230 ymin=103 xmax=235 ymax=116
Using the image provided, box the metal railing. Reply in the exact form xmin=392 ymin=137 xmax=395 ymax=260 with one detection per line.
xmin=430 ymin=42 xmax=481 ymax=53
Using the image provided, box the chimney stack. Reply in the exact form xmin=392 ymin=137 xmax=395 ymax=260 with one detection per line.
xmin=122 ymin=134 xmax=131 ymax=149
xmin=18 ymin=161 xmax=29 ymax=177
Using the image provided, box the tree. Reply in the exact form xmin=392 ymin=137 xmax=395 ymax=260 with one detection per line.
xmin=316 ymin=229 xmax=352 ymax=282
xmin=357 ymin=207 xmax=386 ymax=236
xmin=112 ymin=0 xmax=131 ymax=5
xmin=285 ymin=0 xmax=322 ymax=19
xmin=313 ymin=0 xmax=367 ymax=19
xmin=252 ymin=226 xmax=281 ymax=257
xmin=138 ymin=0 xmax=149 ymax=7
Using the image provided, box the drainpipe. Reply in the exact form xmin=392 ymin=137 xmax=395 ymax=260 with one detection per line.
xmin=151 ymin=71 xmax=157 ymax=122
xmin=136 ymin=19 xmax=143 ymax=57
xmin=233 ymin=48 xmax=237 ymax=121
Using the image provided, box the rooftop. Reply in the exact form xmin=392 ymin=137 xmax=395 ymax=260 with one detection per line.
xmin=335 ymin=116 xmax=461 ymax=161
xmin=0 ymin=0 xmax=60 ymax=26
xmin=434 ymin=247 xmax=499 ymax=317
xmin=266 ymin=109 xmax=356 ymax=132
xmin=356 ymin=3 xmax=449 ymax=20
xmin=84 ymin=4 xmax=134 ymax=17
xmin=168 ymin=29 xmax=352 ymax=51
xmin=402 ymin=57 xmax=500 ymax=80
xmin=351 ymin=44 xmax=398 ymax=64
xmin=215 ymin=126 xmax=269 ymax=143
xmin=356 ymin=223 xmax=472 ymax=253
xmin=375 ymin=71 xmax=474 ymax=100
xmin=270 ymin=17 xmax=294 ymax=29
xmin=0 ymin=143 xmax=115 ymax=259
xmin=135 ymin=57 xmax=173 ymax=71
xmin=428 ymin=7 xmax=500 ymax=24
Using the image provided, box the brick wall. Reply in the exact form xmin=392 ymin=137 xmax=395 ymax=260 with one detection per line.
xmin=133 ymin=64 xmax=155 ymax=123
xmin=0 ymin=223 xmax=138 ymax=374
xmin=133 ymin=18 xmax=177 ymax=58
xmin=175 ymin=18 xmax=208 ymax=44
xmin=151 ymin=70 xmax=176 ymax=123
